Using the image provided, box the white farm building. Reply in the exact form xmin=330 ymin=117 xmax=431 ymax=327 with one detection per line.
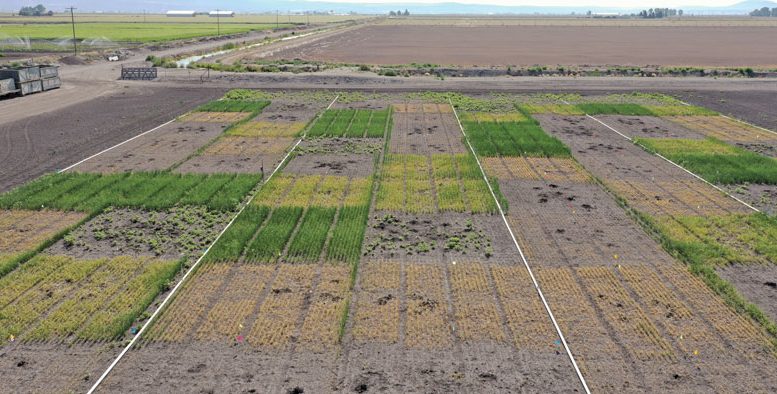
xmin=209 ymin=11 xmax=235 ymax=17
xmin=166 ymin=10 xmax=196 ymax=17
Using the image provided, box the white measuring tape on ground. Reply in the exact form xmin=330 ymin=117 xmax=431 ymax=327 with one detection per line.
xmin=449 ymin=99 xmax=592 ymax=394
xmin=86 ymin=94 xmax=339 ymax=394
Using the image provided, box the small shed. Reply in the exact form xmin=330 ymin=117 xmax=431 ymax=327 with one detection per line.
xmin=209 ymin=10 xmax=235 ymax=17
xmin=166 ymin=10 xmax=196 ymax=17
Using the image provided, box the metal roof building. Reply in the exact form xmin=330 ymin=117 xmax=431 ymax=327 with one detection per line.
xmin=209 ymin=11 xmax=235 ymax=17
xmin=166 ymin=10 xmax=196 ymax=17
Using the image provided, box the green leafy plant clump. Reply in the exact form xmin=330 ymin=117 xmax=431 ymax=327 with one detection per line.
xmin=636 ymin=137 xmax=777 ymax=185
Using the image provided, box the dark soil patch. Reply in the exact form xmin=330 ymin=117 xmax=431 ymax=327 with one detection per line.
xmin=718 ymin=264 xmax=777 ymax=323
xmin=284 ymin=153 xmax=375 ymax=177
xmin=597 ymin=115 xmax=704 ymax=139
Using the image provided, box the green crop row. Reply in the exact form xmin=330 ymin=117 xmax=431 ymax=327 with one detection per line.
xmin=308 ymin=108 xmax=391 ymax=138
xmin=197 ymin=99 xmax=270 ymax=113
xmin=204 ymin=206 xmax=270 ymax=263
xmin=327 ymin=206 xmax=370 ymax=265
xmin=0 ymin=172 xmax=261 ymax=213
xmin=573 ymin=102 xmax=716 ymax=116
xmin=636 ymin=137 xmax=777 ymax=185
xmin=287 ymin=207 xmax=338 ymax=262
xmin=244 ymin=206 xmax=304 ymax=263
xmin=463 ymin=117 xmax=570 ymax=158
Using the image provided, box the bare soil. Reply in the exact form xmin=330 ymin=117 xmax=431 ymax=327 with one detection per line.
xmin=175 ymin=136 xmax=294 ymax=174
xmin=718 ymin=264 xmax=777 ymax=323
xmin=596 ymin=115 xmax=703 ymax=139
xmin=0 ymin=86 xmax=223 ymax=192
xmin=671 ymin=90 xmax=777 ymax=132
xmin=46 ymin=207 xmax=230 ymax=260
xmin=74 ymin=122 xmax=226 ymax=173
xmin=264 ymin=25 xmax=777 ymax=68
xmin=0 ymin=343 xmax=117 ymax=393
xmin=283 ymin=153 xmax=375 ymax=177
xmin=723 ymin=183 xmax=777 ymax=215
xmin=390 ymin=106 xmax=467 ymax=154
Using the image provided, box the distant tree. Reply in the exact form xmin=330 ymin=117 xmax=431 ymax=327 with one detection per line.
xmin=19 ymin=4 xmax=47 ymax=16
xmin=772 ymin=7 xmax=777 ymax=17
xmin=749 ymin=7 xmax=771 ymax=16
xmin=389 ymin=11 xmax=396 ymax=16
xmin=403 ymin=9 xmax=410 ymax=16
xmin=678 ymin=9 xmax=683 ymax=16
xmin=586 ymin=10 xmax=592 ymax=16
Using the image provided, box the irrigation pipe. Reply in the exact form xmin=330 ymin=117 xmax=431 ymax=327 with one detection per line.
xmin=59 ymin=118 xmax=177 ymax=173
xmin=87 ymin=94 xmax=339 ymax=393
xmin=449 ymin=99 xmax=592 ymax=394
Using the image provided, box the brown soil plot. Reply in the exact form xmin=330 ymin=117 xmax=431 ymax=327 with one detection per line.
xmin=74 ymin=122 xmax=226 ymax=173
xmin=175 ymin=136 xmax=294 ymax=174
xmin=263 ymin=24 xmax=777 ymax=67
xmin=0 ymin=210 xmax=86 ymax=255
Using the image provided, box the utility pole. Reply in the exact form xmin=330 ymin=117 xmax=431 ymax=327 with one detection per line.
xmin=143 ymin=9 xmax=146 ymax=23
xmin=276 ymin=10 xmax=279 ymax=29
xmin=216 ymin=9 xmax=220 ymax=36
xmin=67 ymin=6 xmax=77 ymax=56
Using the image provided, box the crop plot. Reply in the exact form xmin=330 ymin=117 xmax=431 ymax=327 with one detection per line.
xmin=207 ymin=174 xmax=372 ymax=264
xmin=461 ymin=112 xmax=570 ymax=157
xmin=519 ymin=103 xmax=585 ymax=115
xmin=481 ymin=156 xmax=590 ymax=183
xmin=0 ymin=254 xmax=179 ymax=345
xmin=363 ymin=212 xmax=513 ymax=263
xmin=390 ymin=102 xmax=466 ymax=154
xmin=376 ymin=153 xmax=496 ymax=214
xmin=176 ymin=136 xmax=294 ymax=174
xmin=308 ymin=108 xmax=391 ymax=138
xmin=196 ymin=100 xmax=270 ymax=113
xmin=667 ymin=115 xmax=777 ymax=144
xmin=47 ymin=206 xmax=229 ymax=260
xmin=74 ymin=121 xmax=227 ymax=173
xmin=229 ymin=121 xmax=307 ymax=138
xmin=343 ymin=260 xmax=581 ymax=391
xmin=0 ymin=209 xmax=87 ymax=275
xmin=0 ymin=172 xmax=260 ymax=213
xmin=283 ymin=152 xmax=375 ymax=177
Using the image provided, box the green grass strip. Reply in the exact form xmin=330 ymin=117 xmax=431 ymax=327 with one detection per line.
xmin=577 ymin=103 xmax=655 ymax=116
xmin=197 ymin=100 xmax=269 ymax=113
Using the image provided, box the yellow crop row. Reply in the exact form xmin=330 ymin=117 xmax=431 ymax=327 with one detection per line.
xmin=204 ymin=136 xmax=294 ymax=156
xmin=351 ymin=262 xmax=401 ymax=343
xmin=343 ymin=177 xmax=373 ymax=207
xmin=252 ymin=175 xmax=295 ymax=208
xmin=229 ymin=121 xmax=307 ymax=138
xmin=0 ymin=210 xmax=86 ymax=255
xmin=667 ymin=116 xmax=777 ymax=143
xmin=461 ymin=112 xmax=528 ymax=123
xmin=247 ymin=264 xmax=316 ymax=348
xmin=180 ymin=112 xmax=250 ymax=123
xmin=310 ymin=176 xmax=349 ymax=208
xmin=196 ymin=265 xmax=274 ymax=343
xmin=299 ymin=265 xmax=351 ymax=350
xmin=405 ymin=264 xmax=451 ymax=348
xmin=449 ymin=263 xmax=504 ymax=342
xmin=577 ymin=266 xmax=675 ymax=362
xmin=519 ymin=104 xmax=585 ymax=115
xmin=149 ymin=263 xmax=231 ymax=342
xmin=393 ymin=103 xmax=453 ymax=113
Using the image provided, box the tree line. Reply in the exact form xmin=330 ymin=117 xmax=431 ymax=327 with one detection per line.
xmin=750 ymin=7 xmax=777 ymax=17
xmin=634 ymin=8 xmax=683 ymax=18
xmin=18 ymin=4 xmax=52 ymax=16
xmin=389 ymin=10 xmax=410 ymax=16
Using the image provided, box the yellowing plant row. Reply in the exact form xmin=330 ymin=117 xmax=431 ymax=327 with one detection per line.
xmin=229 ymin=121 xmax=307 ymax=138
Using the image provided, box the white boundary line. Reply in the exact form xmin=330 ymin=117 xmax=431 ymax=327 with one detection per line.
xmin=58 ymin=118 xmax=177 ymax=173
xmin=449 ymin=100 xmax=592 ymax=394
xmin=86 ymin=95 xmax=339 ymax=394
xmin=581 ymin=108 xmax=761 ymax=213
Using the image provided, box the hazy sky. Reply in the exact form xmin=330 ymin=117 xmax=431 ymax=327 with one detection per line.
xmin=312 ymin=0 xmax=741 ymax=6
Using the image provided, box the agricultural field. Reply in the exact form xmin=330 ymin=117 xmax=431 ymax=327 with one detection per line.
xmin=259 ymin=22 xmax=777 ymax=68
xmin=3 ymin=90 xmax=777 ymax=393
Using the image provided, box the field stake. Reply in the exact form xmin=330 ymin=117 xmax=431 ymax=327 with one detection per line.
xmin=449 ymin=99 xmax=592 ymax=394
xmin=87 ymin=95 xmax=339 ymax=394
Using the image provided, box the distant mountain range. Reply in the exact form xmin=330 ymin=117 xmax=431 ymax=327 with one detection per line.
xmin=2 ymin=0 xmax=776 ymax=15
